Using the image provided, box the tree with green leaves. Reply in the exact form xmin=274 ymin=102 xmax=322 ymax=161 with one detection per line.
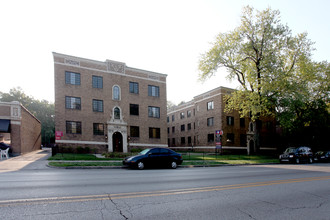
xmin=0 ymin=87 xmax=55 ymax=145
xmin=199 ymin=6 xmax=329 ymax=148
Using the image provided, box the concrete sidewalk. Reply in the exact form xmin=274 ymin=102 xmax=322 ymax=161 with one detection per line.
xmin=0 ymin=148 xmax=51 ymax=173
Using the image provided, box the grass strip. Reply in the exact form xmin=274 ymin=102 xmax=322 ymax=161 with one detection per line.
xmin=49 ymin=162 xmax=123 ymax=167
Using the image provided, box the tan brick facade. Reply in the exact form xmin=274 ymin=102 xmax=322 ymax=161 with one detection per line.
xmin=0 ymin=101 xmax=41 ymax=155
xmin=167 ymin=87 xmax=277 ymax=154
xmin=53 ymin=53 xmax=167 ymax=153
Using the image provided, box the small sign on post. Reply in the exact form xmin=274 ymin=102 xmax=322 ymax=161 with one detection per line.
xmin=55 ymin=131 xmax=63 ymax=140
xmin=215 ymin=130 xmax=223 ymax=154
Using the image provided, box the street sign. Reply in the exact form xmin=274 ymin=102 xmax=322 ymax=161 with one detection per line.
xmin=216 ymin=130 xmax=223 ymax=135
xmin=215 ymin=130 xmax=222 ymax=149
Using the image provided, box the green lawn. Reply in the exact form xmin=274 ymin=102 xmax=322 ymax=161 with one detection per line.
xmin=48 ymin=153 xmax=127 ymax=161
xmin=181 ymin=153 xmax=277 ymax=161
xmin=48 ymin=153 xmax=278 ymax=167
xmin=49 ymin=161 xmax=122 ymax=167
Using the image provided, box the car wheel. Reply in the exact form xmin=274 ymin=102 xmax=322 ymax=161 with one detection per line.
xmin=296 ymin=158 xmax=300 ymax=164
xmin=309 ymin=158 xmax=313 ymax=164
xmin=137 ymin=161 xmax=145 ymax=170
xmin=170 ymin=161 xmax=177 ymax=169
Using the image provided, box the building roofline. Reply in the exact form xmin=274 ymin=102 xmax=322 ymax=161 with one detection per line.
xmin=0 ymin=101 xmax=41 ymax=123
xmin=53 ymin=52 xmax=167 ymax=78
xmin=193 ymin=86 xmax=235 ymax=99
xmin=167 ymin=86 xmax=236 ymax=114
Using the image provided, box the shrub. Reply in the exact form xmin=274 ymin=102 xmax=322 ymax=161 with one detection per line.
xmin=76 ymin=147 xmax=84 ymax=154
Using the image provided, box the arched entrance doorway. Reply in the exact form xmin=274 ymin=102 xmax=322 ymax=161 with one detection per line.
xmin=112 ymin=132 xmax=123 ymax=152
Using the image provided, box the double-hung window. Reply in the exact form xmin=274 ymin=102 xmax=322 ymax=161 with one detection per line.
xmin=148 ymin=106 xmax=160 ymax=118
xmin=148 ymin=85 xmax=159 ymax=97
xmin=65 ymin=71 xmax=80 ymax=85
xmin=207 ymin=117 xmax=214 ymax=126
xmin=66 ymin=121 xmax=82 ymax=134
xmin=93 ymin=99 xmax=103 ymax=112
xmin=227 ymin=116 xmax=234 ymax=125
xmin=93 ymin=123 xmax=104 ymax=135
xmin=207 ymin=101 xmax=214 ymax=110
xmin=130 ymin=126 xmax=140 ymax=138
xmin=149 ymin=127 xmax=160 ymax=139
xmin=92 ymin=76 xmax=103 ymax=89
xmin=65 ymin=96 xmax=81 ymax=110
xmin=130 ymin=104 xmax=139 ymax=116
xmin=129 ymin=82 xmax=139 ymax=94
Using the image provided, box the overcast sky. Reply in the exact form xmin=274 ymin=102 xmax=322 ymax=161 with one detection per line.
xmin=1 ymin=0 xmax=329 ymax=105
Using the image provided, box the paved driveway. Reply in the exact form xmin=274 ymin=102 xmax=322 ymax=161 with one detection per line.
xmin=0 ymin=148 xmax=51 ymax=173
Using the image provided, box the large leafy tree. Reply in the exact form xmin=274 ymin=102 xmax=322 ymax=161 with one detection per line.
xmin=199 ymin=6 xmax=329 ymax=133
xmin=0 ymin=87 xmax=55 ymax=145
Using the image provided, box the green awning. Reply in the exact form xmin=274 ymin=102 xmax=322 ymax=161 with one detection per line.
xmin=0 ymin=119 xmax=10 ymax=132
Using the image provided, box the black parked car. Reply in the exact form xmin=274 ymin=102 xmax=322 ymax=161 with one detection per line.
xmin=123 ymin=148 xmax=183 ymax=169
xmin=314 ymin=151 xmax=330 ymax=162
xmin=279 ymin=146 xmax=313 ymax=164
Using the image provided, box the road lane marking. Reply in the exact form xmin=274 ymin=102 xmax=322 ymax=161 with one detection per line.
xmin=1 ymin=175 xmax=330 ymax=207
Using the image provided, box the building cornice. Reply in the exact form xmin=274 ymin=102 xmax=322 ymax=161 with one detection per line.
xmin=53 ymin=52 xmax=167 ymax=82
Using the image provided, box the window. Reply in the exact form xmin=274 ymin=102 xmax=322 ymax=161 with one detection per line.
xmin=114 ymin=107 xmax=120 ymax=119
xmin=240 ymin=118 xmax=245 ymax=127
xmin=148 ymin=106 xmax=160 ymax=118
xmin=187 ymin=110 xmax=192 ymax=118
xmin=129 ymin=82 xmax=139 ymax=94
xmin=181 ymin=137 xmax=185 ymax=145
xmin=148 ymin=85 xmax=159 ymax=97
xmin=65 ymin=96 xmax=81 ymax=110
xmin=181 ymin=124 xmax=185 ymax=131
xmin=172 ymin=138 xmax=175 ymax=146
xmin=188 ymin=136 xmax=192 ymax=145
xmin=208 ymin=133 xmax=214 ymax=143
xmin=130 ymin=104 xmax=139 ymax=116
xmin=93 ymin=123 xmax=104 ymax=135
xmin=113 ymin=85 xmax=120 ymax=100
xmin=207 ymin=117 xmax=214 ymax=126
xmin=66 ymin=121 xmax=82 ymax=134
xmin=65 ymin=71 xmax=80 ymax=85
xmin=227 ymin=116 xmax=234 ymax=125
xmin=130 ymin=126 xmax=140 ymax=138
xmin=180 ymin=112 xmax=185 ymax=119
xmin=207 ymin=101 xmax=214 ymax=110
xmin=93 ymin=99 xmax=103 ymax=112
xmin=92 ymin=76 xmax=103 ymax=88
xmin=240 ymin=134 xmax=247 ymax=146
xmin=172 ymin=115 xmax=175 ymax=122
xmin=149 ymin=127 xmax=160 ymax=139
xmin=172 ymin=126 xmax=175 ymax=133
xmin=187 ymin=123 xmax=191 ymax=130
xmin=227 ymin=133 xmax=234 ymax=143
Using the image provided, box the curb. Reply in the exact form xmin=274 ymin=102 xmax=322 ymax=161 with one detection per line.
xmin=46 ymin=162 xmax=279 ymax=169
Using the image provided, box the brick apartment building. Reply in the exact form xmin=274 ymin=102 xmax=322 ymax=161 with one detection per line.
xmin=167 ymin=87 xmax=277 ymax=154
xmin=53 ymin=52 xmax=168 ymax=153
xmin=0 ymin=101 xmax=41 ymax=155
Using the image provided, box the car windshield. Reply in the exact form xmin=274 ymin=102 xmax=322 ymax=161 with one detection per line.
xmin=139 ymin=149 xmax=151 ymax=155
xmin=284 ymin=148 xmax=296 ymax=153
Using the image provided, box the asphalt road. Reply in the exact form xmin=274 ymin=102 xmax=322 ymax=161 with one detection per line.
xmin=0 ymin=161 xmax=330 ymax=220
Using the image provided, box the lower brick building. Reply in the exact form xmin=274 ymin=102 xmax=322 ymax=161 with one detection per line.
xmin=167 ymin=87 xmax=277 ymax=154
xmin=0 ymin=101 xmax=41 ymax=155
